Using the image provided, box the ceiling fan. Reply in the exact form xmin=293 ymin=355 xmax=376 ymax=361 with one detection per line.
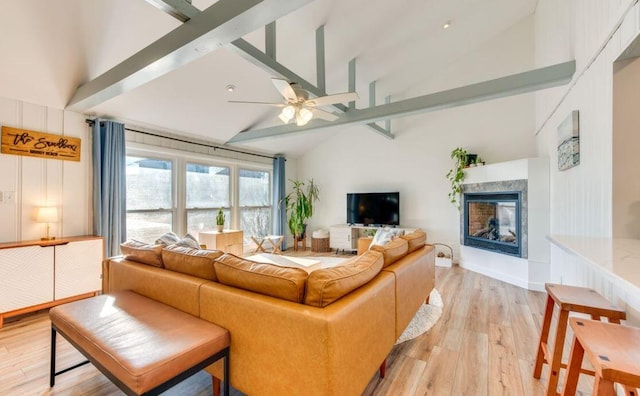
xmin=229 ymin=78 xmax=359 ymax=126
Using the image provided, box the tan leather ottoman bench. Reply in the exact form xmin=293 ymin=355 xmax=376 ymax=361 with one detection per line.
xmin=49 ymin=290 xmax=230 ymax=395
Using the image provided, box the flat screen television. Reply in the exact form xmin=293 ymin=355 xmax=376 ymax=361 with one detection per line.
xmin=347 ymin=192 xmax=400 ymax=226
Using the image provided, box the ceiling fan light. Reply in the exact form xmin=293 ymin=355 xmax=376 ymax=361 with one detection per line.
xmin=299 ymin=107 xmax=313 ymax=123
xmin=279 ymin=113 xmax=291 ymax=124
xmin=282 ymin=105 xmax=295 ymax=119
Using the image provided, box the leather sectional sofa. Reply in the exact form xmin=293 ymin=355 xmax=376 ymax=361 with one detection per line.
xmin=102 ymin=230 xmax=435 ymax=395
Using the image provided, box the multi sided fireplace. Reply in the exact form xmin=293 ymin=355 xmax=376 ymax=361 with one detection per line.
xmin=463 ymin=191 xmax=522 ymax=257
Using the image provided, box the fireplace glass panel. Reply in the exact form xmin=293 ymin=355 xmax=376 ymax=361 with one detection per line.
xmin=463 ymin=191 xmax=521 ymax=257
xmin=468 ymin=201 xmax=517 ymax=245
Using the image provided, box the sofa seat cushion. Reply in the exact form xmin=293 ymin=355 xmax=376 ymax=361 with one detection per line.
xmin=400 ymin=229 xmax=427 ymax=253
xmin=120 ymin=240 xmax=164 ymax=268
xmin=370 ymin=238 xmax=408 ymax=268
xmin=214 ymin=254 xmax=308 ymax=303
xmin=49 ymin=290 xmax=230 ymax=395
xmin=162 ymin=245 xmax=223 ymax=281
xmin=304 ymin=250 xmax=384 ymax=307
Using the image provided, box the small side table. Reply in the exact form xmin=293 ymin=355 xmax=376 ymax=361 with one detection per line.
xmin=311 ymin=237 xmax=330 ymax=253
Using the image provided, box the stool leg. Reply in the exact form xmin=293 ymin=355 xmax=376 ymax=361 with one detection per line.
xmin=560 ymin=336 xmax=583 ymax=396
xmin=534 ymin=294 xmax=555 ymax=379
xmin=547 ymin=309 xmax=569 ymax=396
xmin=593 ymin=375 xmax=616 ymax=396
xmin=623 ymin=385 xmax=638 ymax=396
xmin=379 ymin=358 xmax=387 ymax=378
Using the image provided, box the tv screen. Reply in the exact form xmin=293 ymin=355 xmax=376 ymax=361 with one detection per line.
xmin=347 ymin=192 xmax=400 ymax=226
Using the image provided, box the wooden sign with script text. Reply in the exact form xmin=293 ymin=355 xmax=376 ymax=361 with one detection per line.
xmin=1 ymin=126 xmax=81 ymax=162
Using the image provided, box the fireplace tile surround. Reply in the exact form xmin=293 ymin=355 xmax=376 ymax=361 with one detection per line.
xmin=461 ymin=180 xmax=528 ymax=258
xmin=459 ymin=158 xmax=549 ymax=291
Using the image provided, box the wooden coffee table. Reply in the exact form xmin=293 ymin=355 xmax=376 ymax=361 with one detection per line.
xmin=245 ymin=253 xmax=323 ymax=273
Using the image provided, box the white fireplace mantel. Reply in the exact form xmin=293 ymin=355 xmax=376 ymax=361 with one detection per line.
xmin=460 ymin=157 xmax=550 ymax=291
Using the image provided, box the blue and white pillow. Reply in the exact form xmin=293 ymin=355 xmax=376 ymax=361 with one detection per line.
xmin=155 ymin=232 xmax=180 ymax=246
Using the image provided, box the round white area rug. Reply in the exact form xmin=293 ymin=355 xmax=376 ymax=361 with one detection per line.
xmin=395 ymin=289 xmax=443 ymax=344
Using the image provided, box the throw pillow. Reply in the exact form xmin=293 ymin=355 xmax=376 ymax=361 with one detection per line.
xmin=120 ymin=240 xmax=164 ymax=268
xmin=369 ymin=228 xmax=390 ymax=247
xmin=214 ymin=254 xmax=308 ymax=303
xmin=175 ymin=233 xmax=200 ymax=249
xmin=155 ymin=232 xmax=180 ymax=246
xmin=304 ymin=250 xmax=384 ymax=307
xmin=162 ymin=245 xmax=223 ymax=280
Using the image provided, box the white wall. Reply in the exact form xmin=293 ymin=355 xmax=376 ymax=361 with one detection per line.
xmin=0 ymin=97 xmax=92 ymax=243
xmin=534 ymin=0 xmax=639 ymax=237
xmin=296 ymin=16 xmax=537 ymax=258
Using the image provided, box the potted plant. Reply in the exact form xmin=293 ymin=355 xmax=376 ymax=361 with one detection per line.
xmin=283 ymin=179 xmax=320 ymax=241
xmin=216 ymin=208 xmax=225 ymax=232
xmin=446 ymin=147 xmax=467 ymax=209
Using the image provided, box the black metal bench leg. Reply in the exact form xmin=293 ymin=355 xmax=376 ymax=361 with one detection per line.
xmin=224 ymin=350 xmax=229 ymax=396
xmin=50 ymin=327 xmax=56 ymax=387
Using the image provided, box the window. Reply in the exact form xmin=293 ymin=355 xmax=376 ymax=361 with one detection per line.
xmin=126 ymin=157 xmax=173 ymax=243
xmin=125 ymin=147 xmax=272 ymax=250
xmin=186 ymin=163 xmax=230 ymax=236
xmin=239 ymin=169 xmax=271 ymax=242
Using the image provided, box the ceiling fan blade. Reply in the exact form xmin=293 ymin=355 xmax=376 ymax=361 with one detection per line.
xmin=228 ymin=101 xmax=286 ymax=107
xmin=271 ymin=78 xmax=298 ymax=103
xmin=311 ymin=108 xmax=339 ymax=121
xmin=305 ymin=92 xmax=359 ymax=107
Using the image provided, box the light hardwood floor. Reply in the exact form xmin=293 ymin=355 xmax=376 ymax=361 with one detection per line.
xmin=0 ymin=254 xmax=595 ymax=395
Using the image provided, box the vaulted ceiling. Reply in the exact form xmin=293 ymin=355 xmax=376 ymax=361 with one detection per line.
xmin=0 ymin=0 xmax=539 ymax=157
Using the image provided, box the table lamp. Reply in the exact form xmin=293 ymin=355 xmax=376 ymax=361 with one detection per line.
xmin=37 ymin=206 xmax=58 ymax=240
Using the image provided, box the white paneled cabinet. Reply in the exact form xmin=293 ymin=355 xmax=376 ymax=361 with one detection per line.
xmin=0 ymin=236 xmax=103 ymax=328
xmin=55 ymin=239 xmax=103 ymax=300
xmin=329 ymin=225 xmax=358 ymax=252
xmin=0 ymin=246 xmax=54 ymax=312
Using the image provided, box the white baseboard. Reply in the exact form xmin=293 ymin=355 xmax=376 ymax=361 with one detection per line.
xmin=460 ymin=261 xmax=530 ymax=290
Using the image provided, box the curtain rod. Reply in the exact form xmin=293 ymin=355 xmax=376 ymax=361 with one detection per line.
xmin=85 ymin=119 xmax=279 ymax=160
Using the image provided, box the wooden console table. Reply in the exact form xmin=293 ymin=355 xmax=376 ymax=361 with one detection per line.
xmin=0 ymin=236 xmax=103 ymax=328
xmin=199 ymin=230 xmax=243 ymax=255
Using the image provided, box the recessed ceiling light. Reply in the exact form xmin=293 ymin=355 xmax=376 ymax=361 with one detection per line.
xmin=443 ymin=21 xmax=452 ymax=29
xmin=226 ymin=84 xmax=236 ymax=92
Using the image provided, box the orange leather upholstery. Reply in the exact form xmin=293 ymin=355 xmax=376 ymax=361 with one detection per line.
xmin=305 ymin=250 xmax=383 ymax=307
xmin=201 ymin=271 xmax=396 ymax=396
xmin=382 ymin=244 xmax=435 ymax=337
xmin=214 ymin=254 xmax=308 ymax=303
xmin=119 ymin=240 xmax=164 ymax=267
xmin=400 ymin=229 xmax=427 ymax=253
xmin=50 ymin=290 xmax=229 ymax=395
xmin=161 ymin=245 xmax=223 ymax=281
xmin=370 ymin=237 xmax=409 ymax=267
xmin=103 ymin=237 xmax=435 ymax=395
xmin=105 ymin=257 xmax=207 ymax=317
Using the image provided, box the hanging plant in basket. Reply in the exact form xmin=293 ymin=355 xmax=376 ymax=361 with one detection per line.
xmin=446 ymin=147 xmax=467 ymax=210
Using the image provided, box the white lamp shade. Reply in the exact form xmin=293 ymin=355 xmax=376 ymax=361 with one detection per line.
xmin=37 ymin=207 xmax=58 ymax=223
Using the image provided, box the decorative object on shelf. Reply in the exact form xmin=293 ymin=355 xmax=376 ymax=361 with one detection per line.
xmin=282 ymin=179 xmax=320 ymax=242
xmin=557 ymin=110 xmax=580 ymax=171
xmin=446 ymin=147 xmax=468 ymax=209
xmin=432 ymin=243 xmax=453 ymax=267
xmin=476 ymin=156 xmax=485 ymax=166
xmin=37 ymin=206 xmax=58 ymax=240
xmin=1 ymin=126 xmax=81 ymax=162
xmin=216 ymin=208 xmax=225 ymax=232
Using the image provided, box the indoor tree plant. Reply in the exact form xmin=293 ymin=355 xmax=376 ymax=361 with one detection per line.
xmin=446 ymin=147 xmax=468 ymax=210
xmin=283 ymin=179 xmax=320 ymax=240
xmin=216 ymin=208 xmax=225 ymax=232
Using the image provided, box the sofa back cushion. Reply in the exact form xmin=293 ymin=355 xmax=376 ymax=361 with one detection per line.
xmin=304 ymin=250 xmax=384 ymax=307
xmin=400 ymin=229 xmax=427 ymax=253
xmin=120 ymin=240 xmax=164 ymax=268
xmin=162 ymin=245 xmax=223 ymax=281
xmin=370 ymin=237 xmax=408 ymax=267
xmin=214 ymin=254 xmax=308 ymax=303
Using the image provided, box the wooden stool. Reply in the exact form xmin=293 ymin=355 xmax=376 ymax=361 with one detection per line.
xmin=533 ymin=283 xmax=626 ymax=396
xmin=561 ymin=318 xmax=640 ymax=396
